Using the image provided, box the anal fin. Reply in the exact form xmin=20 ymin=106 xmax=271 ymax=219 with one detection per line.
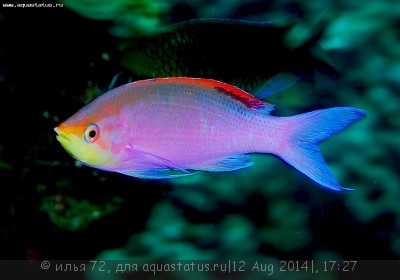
xmin=194 ymin=154 xmax=254 ymax=172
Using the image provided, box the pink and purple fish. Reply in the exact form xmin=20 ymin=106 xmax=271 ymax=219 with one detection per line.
xmin=54 ymin=77 xmax=365 ymax=191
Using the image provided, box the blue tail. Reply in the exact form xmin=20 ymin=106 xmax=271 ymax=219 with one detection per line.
xmin=280 ymin=107 xmax=366 ymax=192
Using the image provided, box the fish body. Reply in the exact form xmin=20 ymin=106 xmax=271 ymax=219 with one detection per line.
xmin=55 ymin=77 xmax=365 ymax=191
xmin=119 ymin=19 xmax=337 ymax=92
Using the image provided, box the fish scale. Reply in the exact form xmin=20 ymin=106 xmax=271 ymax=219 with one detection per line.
xmin=127 ymin=87 xmax=262 ymax=159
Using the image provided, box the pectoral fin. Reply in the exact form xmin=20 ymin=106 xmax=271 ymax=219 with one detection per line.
xmin=118 ymin=168 xmax=196 ymax=179
xmin=125 ymin=145 xmax=189 ymax=172
xmin=121 ymin=145 xmax=195 ymax=179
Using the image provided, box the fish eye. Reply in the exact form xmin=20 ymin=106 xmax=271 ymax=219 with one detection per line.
xmin=84 ymin=124 xmax=100 ymax=143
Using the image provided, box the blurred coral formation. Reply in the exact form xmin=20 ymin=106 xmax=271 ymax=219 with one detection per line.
xmin=58 ymin=0 xmax=171 ymax=37
xmin=1 ymin=0 xmax=400 ymax=279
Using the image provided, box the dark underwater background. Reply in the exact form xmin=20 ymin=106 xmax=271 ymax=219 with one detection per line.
xmin=1 ymin=0 xmax=399 ymax=279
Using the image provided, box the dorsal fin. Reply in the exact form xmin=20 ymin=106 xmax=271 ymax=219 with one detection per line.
xmin=154 ymin=77 xmax=275 ymax=114
xmin=213 ymin=85 xmax=275 ymax=114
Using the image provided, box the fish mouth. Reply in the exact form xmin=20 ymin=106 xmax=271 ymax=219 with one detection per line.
xmin=54 ymin=127 xmax=69 ymax=143
xmin=54 ymin=127 xmax=75 ymax=158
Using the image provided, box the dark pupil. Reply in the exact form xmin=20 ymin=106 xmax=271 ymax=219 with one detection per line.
xmin=88 ymin=130 xmax=96 ymax=138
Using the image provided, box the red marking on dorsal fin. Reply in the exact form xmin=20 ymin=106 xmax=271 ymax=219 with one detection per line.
xmin=213 ymin=85 xmax=275 ymax=113
xmin=147 ymin=77 xmax=275 ymax=114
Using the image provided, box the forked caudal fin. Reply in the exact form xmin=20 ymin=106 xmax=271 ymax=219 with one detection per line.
xmin=279 ymin=107 xmax=366 ymax=192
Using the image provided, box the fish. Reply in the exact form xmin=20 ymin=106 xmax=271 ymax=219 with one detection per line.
xmin=54 ymin=77 xmax=365 ymax=192
xmin=118 ymin=18 xmax=338 ymax=93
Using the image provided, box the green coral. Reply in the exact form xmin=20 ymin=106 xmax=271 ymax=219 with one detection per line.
xmin=59 ymin=0 xmax=171 ymax=37
xmin=260 ymin=199 xmax=311 ymax=252
xmin=40 ymin=194 xmax=123 ymax=231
